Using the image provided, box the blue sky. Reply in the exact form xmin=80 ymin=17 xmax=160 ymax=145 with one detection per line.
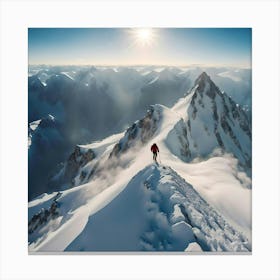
xmin=28 ymin=28 xmax=251 ymax=67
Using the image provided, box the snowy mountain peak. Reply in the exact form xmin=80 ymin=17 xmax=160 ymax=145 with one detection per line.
xmin=193 ymin=71 xmax=220 ymax=99
xmin=195 ymin=71 xmax=211 ymax=83
xmin=167 ymin=72 xmax=252 ymax=173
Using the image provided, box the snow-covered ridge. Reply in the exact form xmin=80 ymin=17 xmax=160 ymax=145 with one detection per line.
xmin=29 ymin=164 xmax=250 ymax=252
xmin=140 ymin=165 xmax=250 ymax=252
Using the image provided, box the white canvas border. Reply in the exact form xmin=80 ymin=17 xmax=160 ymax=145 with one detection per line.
xmin=0 ymin=0 xmax=279 ymax=279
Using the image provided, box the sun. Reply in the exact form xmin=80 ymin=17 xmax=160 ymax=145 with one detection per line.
xmin=131 ymin=28 xmax=156 ymax=47
xmin=137 ymin=29 xmax=152 ymax=42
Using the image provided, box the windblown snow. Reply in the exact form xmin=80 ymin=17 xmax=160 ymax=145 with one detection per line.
xmin=28 ymin=70 xmax=252 ymax=253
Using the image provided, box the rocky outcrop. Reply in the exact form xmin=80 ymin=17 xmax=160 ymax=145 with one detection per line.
xmin=85 ymin=106 xmax=162 ymax=181
xmin=62 ymin=146 xmax=95 ymax=185
xmin=110 ymin=105 xmax=160 ymax=158
xmin=28 ymin=193 xmax=61 ymax=235
xmin=48 ymin=145 xmax=96 ymax=189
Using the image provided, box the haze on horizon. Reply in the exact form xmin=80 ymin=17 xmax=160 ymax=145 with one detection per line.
xmin=29 ymin=28 xmax=251 ymax=68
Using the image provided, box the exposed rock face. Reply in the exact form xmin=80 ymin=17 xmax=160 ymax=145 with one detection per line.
xmin=84 ymin=105 xmax=162 ymax=181
xmin=110 ymin=105 xmax=160 ymax=158
xmin=49 ymin=146 xmax=96 ymax=189
xmin=64 ymin=146 xmax=95 ymax=183
xmin=28 ymin=193 xmax=61 ymax=235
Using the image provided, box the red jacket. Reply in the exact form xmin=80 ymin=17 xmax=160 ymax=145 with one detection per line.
xmin=151 ymin=144 xmax=159 ymax=153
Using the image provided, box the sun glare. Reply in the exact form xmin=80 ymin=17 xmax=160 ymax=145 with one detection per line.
xmin=131 ymin=28 xmax=156 ymax=47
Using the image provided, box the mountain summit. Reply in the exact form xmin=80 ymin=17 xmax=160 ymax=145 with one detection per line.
xmin=195 ymin=71 xmax=212 ymax=84
xmin=168 ymin=72 xmax=251 ymax=173
xmin=194 ymin=71 xmax=221 ymax=98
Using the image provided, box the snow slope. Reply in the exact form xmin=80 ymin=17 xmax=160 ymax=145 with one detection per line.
xmin=29 ymin=163 xmax=250 ymax=252
xmin=28 ymin=72 xmax=252 ymax=253
xmin=66 ymin=165 xmax=249 ymax=252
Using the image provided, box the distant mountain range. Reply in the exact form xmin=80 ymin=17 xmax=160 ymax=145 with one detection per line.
xmin=28 ymin=65 xmax=251 ymax=200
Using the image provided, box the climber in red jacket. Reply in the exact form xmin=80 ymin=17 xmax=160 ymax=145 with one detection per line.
xmin=151 ymin=143 xmax=159 ymax=162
